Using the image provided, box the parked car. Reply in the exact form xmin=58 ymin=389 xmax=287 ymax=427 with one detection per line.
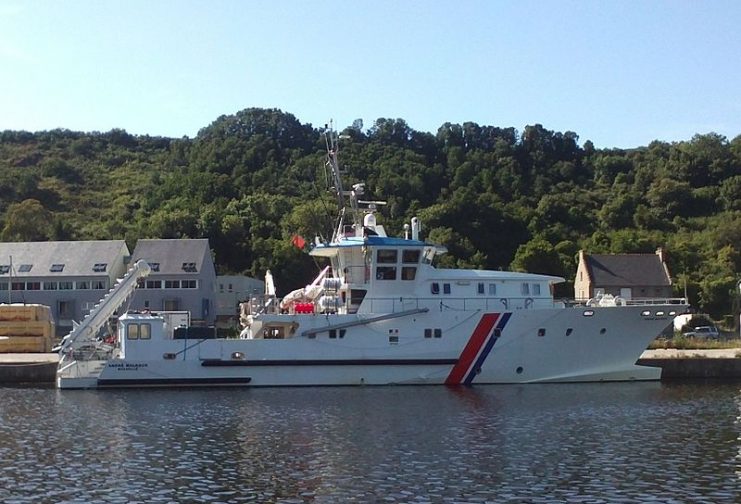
xmin=682 ymin=326 xmax=720 ymax=339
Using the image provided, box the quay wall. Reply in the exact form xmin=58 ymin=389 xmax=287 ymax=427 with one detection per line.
xmin=0 ymin=354 xmax=58 ymax=383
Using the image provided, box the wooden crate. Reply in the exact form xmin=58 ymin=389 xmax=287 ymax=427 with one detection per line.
xmin=0 ymin=304 xmax=55 ymax=353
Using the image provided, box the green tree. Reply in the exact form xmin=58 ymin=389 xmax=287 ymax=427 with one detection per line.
xmin=1 ymin=199 xmax=53 ymax=241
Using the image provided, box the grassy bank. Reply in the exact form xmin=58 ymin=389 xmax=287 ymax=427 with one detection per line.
xmin=649 ymin=335 xmax=741 ymax=350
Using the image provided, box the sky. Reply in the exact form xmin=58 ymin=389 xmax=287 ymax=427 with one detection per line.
xmin=1 ymin=0 xmax=739 ymax=149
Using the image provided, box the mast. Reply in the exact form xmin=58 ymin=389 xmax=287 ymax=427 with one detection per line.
xmin=323 ymin=122 xmax=376 ymax=241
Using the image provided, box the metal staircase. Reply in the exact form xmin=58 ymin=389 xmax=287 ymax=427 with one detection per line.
xmin=56 ymin=259 xmax=152 ymax=355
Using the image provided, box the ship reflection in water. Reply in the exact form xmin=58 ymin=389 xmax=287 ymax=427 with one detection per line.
xmin=0 ymin=382 xmax=739 ymax=502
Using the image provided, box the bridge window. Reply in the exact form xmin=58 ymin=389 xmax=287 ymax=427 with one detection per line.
xmin=377 ymin=249 xmax=398 ymax=263
xmin=443 ymin=283 xmax=451 ymax=294
xmin=521 ymin=283 xmax=530 ymax=295
xmin=477 ymin=283 xmax=485 ymax=295
xmin=489 ymin=283 xmax=497 ymax=295
xmin=401 ymin=267 xmax=416 ymax=280
xmin=128 ymin=323 xmax=152 ymax=340
xmin=376 ymin=266 xmax=396 ymax=280
xmin=431 ymin=282 xmax=440 ymax=294
xmin=402 ymin=249 xmax=420 ymax=263
xmin=532 ymin=283 xmax=541 ymax=295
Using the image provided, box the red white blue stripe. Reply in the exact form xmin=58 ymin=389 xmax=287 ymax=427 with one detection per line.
xmin=445 ymin=312 xmax=511 ymax=385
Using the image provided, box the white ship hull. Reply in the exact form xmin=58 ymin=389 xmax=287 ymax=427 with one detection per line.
xmin=58 ymin=305 xmax=676 ymax=389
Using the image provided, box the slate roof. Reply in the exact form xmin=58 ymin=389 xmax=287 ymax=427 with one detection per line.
xmin=0 ymin=240 xmax=128 ymax=277
xmin=130 ymin=239 xmax=211 ymax=275
xmin=586 ymin=253 xmax=671 ymax=287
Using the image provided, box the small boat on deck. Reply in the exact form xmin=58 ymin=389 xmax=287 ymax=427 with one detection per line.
xmin=56 ymin=127 xmax=688 ymax=389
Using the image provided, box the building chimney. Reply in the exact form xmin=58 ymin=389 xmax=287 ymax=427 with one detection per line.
xmin=656 ymin=247 xmax=666 ymax=264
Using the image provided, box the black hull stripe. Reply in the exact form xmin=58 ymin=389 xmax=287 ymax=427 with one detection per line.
xmin=97 ymin=377 xmax=252 ymax=387
xmin=201 ymin=358 xmax=458 ymax=367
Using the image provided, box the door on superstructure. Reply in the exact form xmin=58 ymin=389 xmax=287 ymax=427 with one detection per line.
xmin=620 ymin=288 xmax=632 ymax=300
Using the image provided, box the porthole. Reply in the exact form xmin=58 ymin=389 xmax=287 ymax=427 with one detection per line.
xmin=516 ymin=366 xmax=523 ymax=374
xmin=537 ymin=328 xmax=546 ymax=337
xmin=600 ymin=328 xmax=607 ymax=335
xmin=583 ymin=310 xmax=594 ymax=317
xmin=565 ymin=328 xmax=573 ymax=336
xmin=641 ymin=310 xmax=651 ymax=316
xmin=231 ymin=352 xmax=245 ymax=360
xmin=656 ymin=311 xmax=665 ymax=316
xmin=494 ymin=328 xmax=502 ymax=337
xmin=669 ymin=311 xmax=676 ymax=316
xmin=163 ymin=353 xmax=177 ymax=360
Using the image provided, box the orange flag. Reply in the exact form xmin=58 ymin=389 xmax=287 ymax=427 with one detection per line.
xmin=291 ymin=235 xmax=306 ymax=249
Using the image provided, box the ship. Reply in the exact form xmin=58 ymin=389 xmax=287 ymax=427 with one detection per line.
xmin=56 ymin=126 xmax=687 ymax=388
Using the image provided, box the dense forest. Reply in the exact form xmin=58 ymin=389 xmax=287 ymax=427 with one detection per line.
xmin=1 ymin=108 xmax=740 ymax=321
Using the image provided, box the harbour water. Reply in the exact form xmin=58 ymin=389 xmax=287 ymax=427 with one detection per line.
xmin=0 ymin=382 xmax=739 ymax=503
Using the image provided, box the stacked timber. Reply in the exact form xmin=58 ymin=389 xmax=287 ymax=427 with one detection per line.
xmin=0 ymin=304 xmax=55 ymax=353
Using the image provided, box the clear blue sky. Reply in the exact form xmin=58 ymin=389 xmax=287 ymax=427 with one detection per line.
xmin=1 ymin=0 xmax=739 ymax=148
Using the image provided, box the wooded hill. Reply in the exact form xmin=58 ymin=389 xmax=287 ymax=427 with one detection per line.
xmin=1 ymin=108 xmax=740 ymax=320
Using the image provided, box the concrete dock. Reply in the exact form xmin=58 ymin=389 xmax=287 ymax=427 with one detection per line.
xmin=0 ymin=353 xmax=59 ymax=384
xmin=638 ymin=348 xmax=741 ymax=379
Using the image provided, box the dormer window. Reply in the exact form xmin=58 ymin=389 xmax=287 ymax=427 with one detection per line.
xmin=19 ymin=264 xmax=32 ymax=272
xmin=0 ymin=265 xmax=9 ymax=274
xmin=50 ymin=264 xmax=65 ymax=272
xmin=182 ymin=262 xmax=197 ymax=272
xmin=149 ymin=262 xmax=160 ymax=272
xmin=92 ymin=263 xmax=107 ymax=272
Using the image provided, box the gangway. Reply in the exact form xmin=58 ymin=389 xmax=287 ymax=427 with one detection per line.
xmin=56 ymin=259 xmax=152 ymax=356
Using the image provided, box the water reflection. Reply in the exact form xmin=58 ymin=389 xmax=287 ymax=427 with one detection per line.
xmin=0 ymin=382 xmax=739 ymax=502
